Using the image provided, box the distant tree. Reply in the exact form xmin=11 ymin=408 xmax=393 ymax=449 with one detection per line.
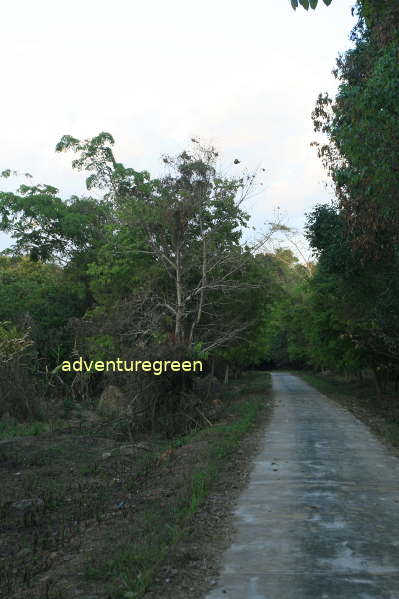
xmin=0 ymin=175 xmax=111 ymax=266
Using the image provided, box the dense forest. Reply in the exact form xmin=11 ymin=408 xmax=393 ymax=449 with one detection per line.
xmin=0 ymin=0 xmax=398 ymax=430
xmin=272 ymin=0 xmax=399 ymax=394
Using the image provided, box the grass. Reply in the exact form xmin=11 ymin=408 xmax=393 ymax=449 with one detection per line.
xmin=296 ymin=370 xmax=399 ymax=448
xmin=0 ymin=371 xmax=271 ymax=599
xmin=84 ymin=371 xmax=271 ymax=599
xmin=0 ymin=431 xmax=170 ymax=597
xmin=0 ymin=418 xmax=49 ymax=440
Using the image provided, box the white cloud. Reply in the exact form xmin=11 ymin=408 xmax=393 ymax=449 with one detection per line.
xmin=0 ymin=0 xmax=355 ymax=251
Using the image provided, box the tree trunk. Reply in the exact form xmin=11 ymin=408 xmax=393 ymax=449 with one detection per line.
xmin=189 ymin=235 xmax=207 ymax=343
xmin=224 ymin=364 xmax=229 ymax=385
xmin=175 ymin=247 xmax=184 ymax=344
xmin=372 ymin=369 xmax=382 ymax=399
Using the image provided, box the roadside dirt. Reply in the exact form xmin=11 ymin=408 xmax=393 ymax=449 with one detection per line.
xmin=0 ymin=381 xmax=273 ymax=599
xmin=143 ymin=396 xmax=273 ymax=599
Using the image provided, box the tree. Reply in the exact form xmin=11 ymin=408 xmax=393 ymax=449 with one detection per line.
xmin=311 ymin=1 xmax=399 ymax=259
xmin=0 ymin=131 xmax=281 ymax=427
xmin=58 ymin=134 xmax=269 ymax=357
xmin=299 ymin=0 xmax=399 ymax=391
xmin=0 ymin=321 xmax=41 ymax=420
xmin=0 ymin=256 xmax=88 ymax=365
xmin=290 ymin=0 xmax=332 ymax=10
xmin=261 ymin=248 xmax=312 ymax=368
xmin=0 ymin=175 xmax=111 ymax=266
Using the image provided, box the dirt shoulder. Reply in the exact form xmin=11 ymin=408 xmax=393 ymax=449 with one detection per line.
xmin=143 ymin=375 xmax=273 ymax=599
xmin=0 ymin=371 xmax=273 ymax=599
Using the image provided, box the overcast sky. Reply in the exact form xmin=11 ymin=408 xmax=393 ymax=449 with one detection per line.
xmin=0 ymin=0 xmax=356 ymax=253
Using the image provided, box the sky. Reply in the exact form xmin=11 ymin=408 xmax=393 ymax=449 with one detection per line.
xmin=0 ymin=0 xmax=356 ymax=254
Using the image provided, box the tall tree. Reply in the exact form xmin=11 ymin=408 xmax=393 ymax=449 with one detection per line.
xmin=58 ymin=134 xmax=266 ymax=355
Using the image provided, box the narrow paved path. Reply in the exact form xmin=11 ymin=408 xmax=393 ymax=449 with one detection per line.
xmin=205 ymin=372 xmax=399 ymax=599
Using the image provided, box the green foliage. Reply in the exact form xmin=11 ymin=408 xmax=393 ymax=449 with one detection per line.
xmin=192 ymin=342 xmax=209 ymax=361
xmin=59 ymin=135 xmax=261 ymax=369
xmin=55 ymin=132 xmax=149 ymax=199
xmin=284 ymin=2 xmax=399 ymax=385
xmin=216 ymin=251 xmax=280 ymax=372
xmin=290 ymin=0 xmax=332 ymax=10
xmin=0 ymin=417 xmax=48 ymax=440
xmin=85 ymin=372 xmax=269 ymax=599
xmin=0 ymin=321 xmax=33 ymax=364
xmin=312 ymin=2 xmax=399 ymax=258
xmin=0 ymin=184 xmax=110 ymax=264
xmin=261 ymin=249 xmax=312 ymax=368
xmin=85 ymin=334 xmax=117 ymax=362
xmin=0 ymin=321 xmax=43 ymax=420
xmin=0 ymin=130 xmax=286 ymax=423
xmin=0 ymin=256 xmax=87 ymax=364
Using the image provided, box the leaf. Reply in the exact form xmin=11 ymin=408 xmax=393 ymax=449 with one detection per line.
xmin=323 ymin=0 xmax=333 ymax=5
xmin=309 ymin=0 xmax=318 ymax=8
xmin=299 ymin=0 xmax=309 ymax=9
xmin=291 ymin=0 xmax=298 ymax=9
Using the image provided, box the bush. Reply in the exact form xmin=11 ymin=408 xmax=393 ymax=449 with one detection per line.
xmin=0 ymin=322 xmax=43 ymax=420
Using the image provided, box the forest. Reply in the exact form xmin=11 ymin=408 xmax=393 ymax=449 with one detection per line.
xmin=1 ymin=0 xmax=398 ymax=428
xmin=0 ymin=0 xmax=398 ymax=596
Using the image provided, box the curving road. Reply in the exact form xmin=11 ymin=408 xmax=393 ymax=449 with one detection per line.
xmin=205 ymin=372 xmax=399 ymax=599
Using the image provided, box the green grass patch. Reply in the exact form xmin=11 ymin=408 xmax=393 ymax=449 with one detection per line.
xmin=0 ymin=418 xmax=49 ymax=440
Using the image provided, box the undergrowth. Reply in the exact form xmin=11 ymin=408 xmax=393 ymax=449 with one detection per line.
xmin=85 ymin=371 xmax=271 ymax=599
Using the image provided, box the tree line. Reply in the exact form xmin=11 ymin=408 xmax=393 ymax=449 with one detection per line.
xmin=0 ymin=136 xmax=301 ymax=431
xmin=267 ymin=0 xmax=399 ymax=394
xmin=1 ymin=0 xmax=397 ymax=430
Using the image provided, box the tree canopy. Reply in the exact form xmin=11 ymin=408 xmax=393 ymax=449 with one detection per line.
xmin=268 ymin=0 xmax=399 ymax=395
xmin=290 ymin=0 xmax=332 ymax=10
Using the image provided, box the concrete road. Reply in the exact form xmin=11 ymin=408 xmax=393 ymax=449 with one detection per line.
xmin=205 ymin=372 xmax=399 ymax=599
